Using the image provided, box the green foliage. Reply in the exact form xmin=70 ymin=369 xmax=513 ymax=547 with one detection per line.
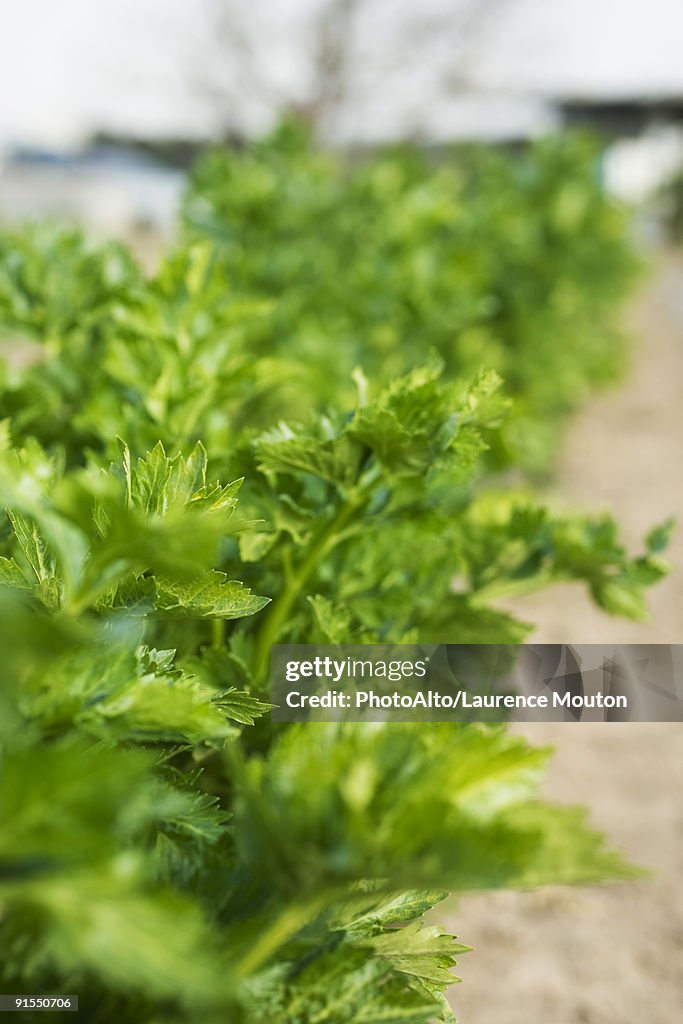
xmin=0 ymin=129 xmax=637 ymax=472
xmin=0 ymin=406 xmax=660 ymax=1021
xmin=184 ymin=122 xmax=638 ymax=469
xmin=0 ymin=126 xmax=665 ymax=1022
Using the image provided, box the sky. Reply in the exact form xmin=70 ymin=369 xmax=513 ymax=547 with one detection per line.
xmin=1 ymin=0 xmax=682 ymax=148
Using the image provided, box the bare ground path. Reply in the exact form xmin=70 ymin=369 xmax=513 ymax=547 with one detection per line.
xmin=445 ymin=253 xmax=683 ymax=1023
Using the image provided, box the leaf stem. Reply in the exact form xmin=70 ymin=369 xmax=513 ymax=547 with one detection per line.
xmin=232 ymin=896 xmax=330 ymax=980
xmin=252 ymin=499 xmax=358 ymax=684
xmin=467 ymin=572 xmax=558 ymax=606
xmin=212 ymin=617 xmax=226 ymax=647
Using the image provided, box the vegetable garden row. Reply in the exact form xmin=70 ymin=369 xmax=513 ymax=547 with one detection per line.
xmin=0 ymin=123 xmax=669 ymax=1022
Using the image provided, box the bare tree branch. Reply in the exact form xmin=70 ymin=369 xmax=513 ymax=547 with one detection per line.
xmin=189 ymin=0 xmax=512 ymax=143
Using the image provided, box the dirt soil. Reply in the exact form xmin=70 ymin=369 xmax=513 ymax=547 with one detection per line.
xmin=444 ymin=253 xmax=683 ymax=1023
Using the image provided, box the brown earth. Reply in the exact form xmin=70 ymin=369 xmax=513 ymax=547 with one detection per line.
xmin=444 ymin=254 xmax=683 ymax=1023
